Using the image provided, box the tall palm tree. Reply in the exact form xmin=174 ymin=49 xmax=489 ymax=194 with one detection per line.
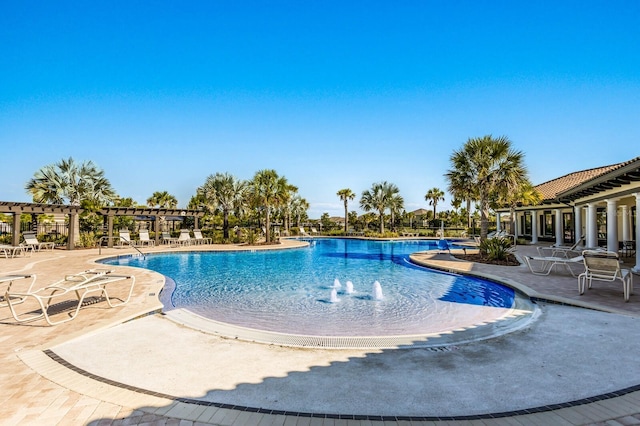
xmin=146 ymin=191 xmax=178 ymax=208
xmin=336 ymin=188 xmax=355 ymax=233
xmin=446 ymin=154 xmax=478 ymax=229
xmin=359 ymin=181 xmax=401 ymax=234
xmin=198 ymin=173 xmax=247 ymax=239
xmin=388 ymin=192 xmax=405 ymax=231
xmin=425 ymin=187 xmax=445 ymax=225
xmin=249 ymin=169 xmax=293 ymax=243
xmin=289 ymin=195 xmax=309 ymax=228
xmin=445 ymin=135 xmax=527 ymax=239
xmin=25 ymin=157 xmax=117 ymax=245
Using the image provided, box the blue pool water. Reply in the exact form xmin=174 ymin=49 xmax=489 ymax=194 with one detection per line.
xmin=102 ymin=239 xmax=520 ymax=336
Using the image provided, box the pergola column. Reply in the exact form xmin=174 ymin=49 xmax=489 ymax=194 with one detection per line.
xmin=154 ymin=216 xmax=160 ymax=245
xmin=633 ymin=193 xmax=640 ymax=274
xmin=107 ymin=213 xmax=114 ymax=248
xmin=606 ymin=199 xmax=619 ymax=253
xmin=554 ymin=209 xmax=563 ymax=246
xmin=586 ymin=203 xmax=598 ymax=249
xmin=67 ymin=212 xmax=77 ymax=250
xmin=496 ymin=214 xmax=501 ymax=232
xmin=11 ymin=212 xmax=21 ymax=246
xmin=574 ymin=205 xmax=582 ymax=244
xmin=530 ymin=210 xmax=538 ymax=244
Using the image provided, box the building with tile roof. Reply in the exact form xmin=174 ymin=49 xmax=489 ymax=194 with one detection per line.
xmin=497 ymin=156 xmax=640 ymax=272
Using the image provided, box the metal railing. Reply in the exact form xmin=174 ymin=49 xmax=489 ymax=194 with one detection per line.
xmin=98 ymin=236 xmax=145 ymax=258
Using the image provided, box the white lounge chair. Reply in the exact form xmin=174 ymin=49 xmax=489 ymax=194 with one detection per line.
xmin=119 ymin=230 xmax=133 ymax=246
xmin=538 ymin=236 xmax=586 ymax=258
xmin=0 ymin=274 xmax=36 ymax=307
xmin=578 ymin=250 xmax=633 ymax=301
xmin=192 ymin=229 xmax=211 ymax=245
xmin=176 ymin=229 xmax=193 ymax=246
xmin=5 ymin=269 xmax=135 ymax=325
xmin=161 ymin=232 xmax=178 ymax=245
xmin=299 ymin=227 xmax=312 ymax=238
xmin=22 ymin=232 xmax=55 ymax=251
xmin=137 ymin=229 xmax=155 ymax=246
xmin=523 ymin=254 xmax=584 ymax=277
xmin=0 ymin=244 xmax=31 ymax=258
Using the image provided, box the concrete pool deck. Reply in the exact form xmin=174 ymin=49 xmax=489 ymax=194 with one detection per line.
xmin=1 ymin=238 xmax=640 ymax=425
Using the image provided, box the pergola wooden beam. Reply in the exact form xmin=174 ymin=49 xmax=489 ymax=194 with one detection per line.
xmin=0 ymin=202 xmax=205 ymax=250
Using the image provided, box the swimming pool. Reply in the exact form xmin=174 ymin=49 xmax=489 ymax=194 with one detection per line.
xmin=102 ymin=238 xmax=536 ymax=342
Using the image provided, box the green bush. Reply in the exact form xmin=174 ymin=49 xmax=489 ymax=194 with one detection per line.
xmin=479 ymin=236 xmax=513 ymax=261
xmin=78 ymin=232 xmax=97 ymax=248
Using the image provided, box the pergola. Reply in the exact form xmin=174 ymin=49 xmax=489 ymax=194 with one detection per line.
xmin=0 ymin=201 xmax=205 ymax=250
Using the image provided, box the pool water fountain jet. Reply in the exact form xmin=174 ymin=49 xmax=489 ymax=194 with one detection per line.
xmin=333 ymin=278 xmax=341 ymax=289
xmin=329 ymin=288 xmax=340 ymax=303
xmin=345 ymin=281 xmax=354 ymax=294
xmin=373 ymin=281 xmax=383 ymax=300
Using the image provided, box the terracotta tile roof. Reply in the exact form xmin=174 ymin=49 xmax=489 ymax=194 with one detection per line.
xmin=535 ymin=163 xmax=626 ymax=201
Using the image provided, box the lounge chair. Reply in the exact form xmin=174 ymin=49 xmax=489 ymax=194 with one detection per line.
xmin=137 ymin=229 xmax=155 ymax=246
xmin=539 ymin=236 xmax=586 ymax=258
xmin=310 ymin=227 xmax=319 ymax=235
xmin=176 ymin=229 xmax=193 ymax=246
xmin=161 ymin=232 xmax=178 ymax=245
xmin=523 ymin=254 xmax=584 ymax=277
xmin=5 ymin=269 xmax=135 ymax=325
xmin=192 ymin=229 xmax=211 ymax=245
xmin=119 ymin=230 xmax=133 ymax=246
xmin=578 ymin=250 xmax=633 ymax=301
xmin=22 ymin=232 xmax=55 ymax=251
xmin=0 ymin=274 xmax=36 ymax=307
xmin=0 ymin=244 xmax=31 ymax=258
xmin=299 ymin=227 xmax=312 ymax=238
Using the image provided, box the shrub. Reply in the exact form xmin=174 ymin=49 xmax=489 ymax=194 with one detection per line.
xmin=479 ymin=236 xmax=513 ymax=261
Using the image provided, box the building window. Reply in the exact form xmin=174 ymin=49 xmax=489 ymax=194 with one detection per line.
xmin=521 ymin=212 xmax=532 ymax=235
xmin=542 ymin=211 xmax=554 ymax=237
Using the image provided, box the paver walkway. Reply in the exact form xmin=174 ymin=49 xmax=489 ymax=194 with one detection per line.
xmin=0 ymin=239 xmax=639 ymax=425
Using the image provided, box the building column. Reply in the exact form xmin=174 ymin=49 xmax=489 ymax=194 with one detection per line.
xmin=530 ymin=210 xmax=538 ymax=244
xmin=606 ymin=199 xmax=619 ymax=253
xmin=496 ymin=214 xmax=501 ymax=232
xmin=621 ymin=205 xmax=630 ymax=242
xmin=555 ymin=209 xmax=563 ymax=246
xmin=633 ymin=193 xmax=640 ymax=274
xmin=586 ymin=203 xmax=598 ymax=249
xmin=574 ymin=205 xmax=582 ymax=245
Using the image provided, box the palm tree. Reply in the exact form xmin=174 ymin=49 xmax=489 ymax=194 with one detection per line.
xmin=249 ymin=169 xmax=293 ymax=243
xmin=336 ymin=188 xmax=356 ymax=233
xmin=446 ymin=154 xmax=478 ymax=229
xmin=146 ymin=191 xmax=178 ymax=209
xmin=445 ymin=135 xmax=527 ymax=240
xmin=425 ymin=187 xmax=445 ymax=226
xmin=388 ymin=192 xmax=405 ymax=231
xmin=25 ymin=157 xmax=117 ymax=245
xmin=288 ymin=194 xmax=309 ymax=230
xmin=359 ymin=181 xmax=401 ymax=234
xmin=499 ymin=181 xmax=542 ymax=238
xmin=198 ymin=173 xmax=247 ymax=240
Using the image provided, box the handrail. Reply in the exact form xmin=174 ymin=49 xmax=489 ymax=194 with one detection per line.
xmin=98 ymin=236 xmax=145 ymax=258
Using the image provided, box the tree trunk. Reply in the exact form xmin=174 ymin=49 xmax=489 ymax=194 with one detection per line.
xmin=223 ymin=210 xmax=229 ymax=240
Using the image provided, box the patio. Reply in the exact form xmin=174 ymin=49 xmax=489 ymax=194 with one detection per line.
xmin=1 ymin=240 xmax=639 ymax=425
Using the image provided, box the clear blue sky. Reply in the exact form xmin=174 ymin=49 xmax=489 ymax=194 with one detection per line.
xmin=2 ymin=1 xmax=639 ymax=218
